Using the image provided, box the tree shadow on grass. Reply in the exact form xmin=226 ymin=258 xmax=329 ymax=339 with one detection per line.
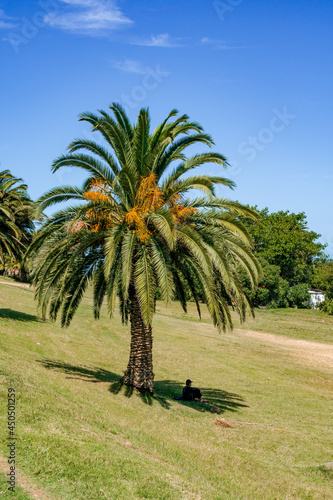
xmin=38 ymin=359 xmax=121 ymax=384
xmin=38 ymin=359 xmax=247 ymax=413
xmin=0 ymin=308 xmax=39 ymax=322
xmin=154 ymin=380 xmax=248 ymax=413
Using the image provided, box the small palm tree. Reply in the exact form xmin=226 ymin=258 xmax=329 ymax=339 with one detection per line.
xmin=28 ymin=104 xmax=261 ymax=394
xmin=0 ymin=170 xmax=34 ymax=268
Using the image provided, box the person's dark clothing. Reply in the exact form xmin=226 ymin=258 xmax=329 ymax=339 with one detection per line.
xmin=182 ymin=386 xmax=202 ymax=401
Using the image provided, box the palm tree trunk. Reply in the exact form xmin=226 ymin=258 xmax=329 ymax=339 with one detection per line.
xmin=19 ymin=266 xmax=28 ymax=283
xmin=122 ymin=286 xmax=155 ymax=394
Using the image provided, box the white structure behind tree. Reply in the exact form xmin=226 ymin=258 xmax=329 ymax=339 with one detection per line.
xmin=308 ymin=290 xmax=326 ymax=309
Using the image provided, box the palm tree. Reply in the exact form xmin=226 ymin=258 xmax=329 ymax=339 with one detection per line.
xmin=28 ymin=104 xmax=261 ymax=394
xmin=0 ymin=170 xmax=34 ymax=269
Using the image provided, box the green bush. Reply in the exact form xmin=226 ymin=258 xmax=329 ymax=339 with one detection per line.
xmin=319 ymin=299 xmax=333 ymax=315
xmin=312 ymin=260 xmax=333 ymax=300
xmin=239 ymin=256 xmax=289 ymax=308
xmin=287 ymin=284 xmax=310 ymax=308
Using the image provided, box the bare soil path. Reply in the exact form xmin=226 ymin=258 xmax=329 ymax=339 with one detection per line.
xmin=236 ymin=328 xmax=333 ymax=372
xmin=0 ymin=280 xmax=30 ymax=289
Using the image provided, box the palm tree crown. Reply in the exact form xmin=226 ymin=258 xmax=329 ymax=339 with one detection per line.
xmin=0 ymin=169 xmax=34 ymax=266
xmin=28 ymin=104 xmax=261 ymax=393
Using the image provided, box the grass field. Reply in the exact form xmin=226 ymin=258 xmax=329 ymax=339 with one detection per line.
xmin=1 ymin=278 xmax=333 ymax=499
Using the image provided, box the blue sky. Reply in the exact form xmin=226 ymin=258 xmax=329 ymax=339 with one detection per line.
xmin=1 ymin=0 xmax=332 ymax=254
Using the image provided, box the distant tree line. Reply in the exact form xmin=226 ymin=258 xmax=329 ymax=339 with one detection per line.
xmin=239 ymin=208 xmax=332 ymax=309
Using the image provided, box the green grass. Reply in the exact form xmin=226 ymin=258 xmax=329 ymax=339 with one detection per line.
xmin=155 ymin=300 xmax=333 ymax=344
xmin=0 ymin=281 xmax=333 ymax=499
xmin=0 ymin=473 xmax=32 ymax=499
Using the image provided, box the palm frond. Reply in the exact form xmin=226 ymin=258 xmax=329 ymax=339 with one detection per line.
xmin=35 ymin=186 xmax=85 ymax=217
xmin=134 ymin=245 xmax=155 ymax=326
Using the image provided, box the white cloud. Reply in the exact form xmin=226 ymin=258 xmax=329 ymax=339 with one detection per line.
xmin=132 ymin=33 xmax=182 ymax=48
xmin=0 ymin=21 xmax=16 ymax=29
xmin=111 ymin=59 xmax=170 ymax=79
xmin=44 ymin=0 xmax=132 ymax=35
xmin=201 ymin=37 xmax=252 ymax=50
xmin=0 ymin=9 xmax=17 ymax=29
xmin=111 ymin=59 xmax=146 ymax=74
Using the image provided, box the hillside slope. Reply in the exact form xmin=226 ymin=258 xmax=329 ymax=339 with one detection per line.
xmin=1 ymin=281 xmax=333 ymax=499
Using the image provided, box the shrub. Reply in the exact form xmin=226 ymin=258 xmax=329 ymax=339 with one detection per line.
xmin=287 ymin=284 xmax=310 ymax=308
xmin=239 ymin=256 xmax=289 ymax=308
xmin=319 ymin=299 xmax=333 ymax=315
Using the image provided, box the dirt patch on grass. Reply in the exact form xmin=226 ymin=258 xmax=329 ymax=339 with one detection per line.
xmin=0 ymin=455 xmax=54 ymax=499
xmin=236 ymin=329 xmax=333 ymax=372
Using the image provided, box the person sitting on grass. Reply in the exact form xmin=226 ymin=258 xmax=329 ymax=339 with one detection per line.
xmin=182 ymin=379 xmax=208 ymax=402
